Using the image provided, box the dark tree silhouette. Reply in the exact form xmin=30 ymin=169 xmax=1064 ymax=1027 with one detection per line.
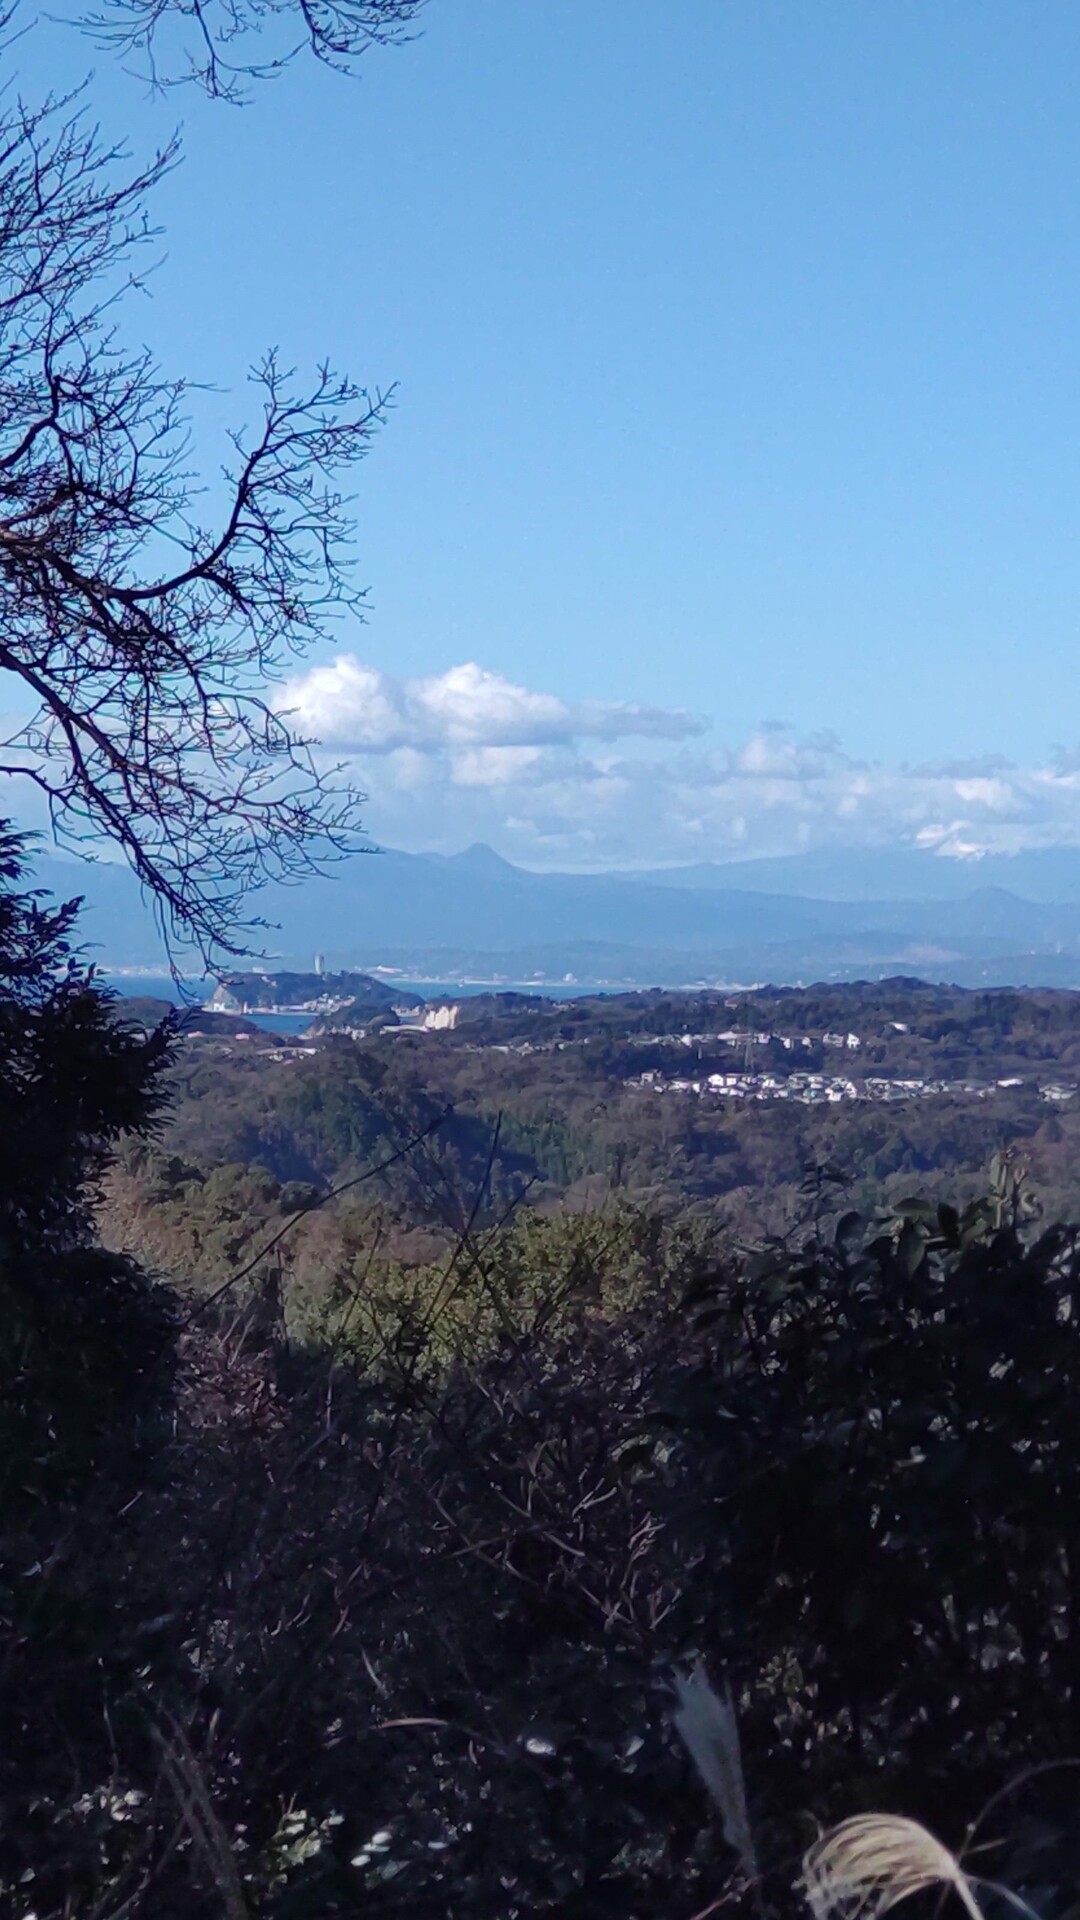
xmin=0 ymin=820 xmax=175 ymax=1240
xmin=0 ymin=96 xmax=383 ymax=963
xmin=0 ymin=820 xmax=176 ymax=1492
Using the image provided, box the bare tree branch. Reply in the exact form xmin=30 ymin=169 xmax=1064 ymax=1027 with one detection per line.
xmin=0 ymin=95 xmax=380 ymax=965
xmin=77 ymin=0 xmax=427 ymax=101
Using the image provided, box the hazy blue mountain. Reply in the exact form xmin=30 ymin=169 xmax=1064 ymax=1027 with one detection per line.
xmin=26 ymin=839 xmax=1080 ymax=989
xmin=30 ymin=851 xmax=165 ymax=967
xmin=630 ymin=846 xmax=1080 ymax=903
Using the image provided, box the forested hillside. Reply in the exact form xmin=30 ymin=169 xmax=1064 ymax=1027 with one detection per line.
xmin=2 ymin=849 xmax=1079 ymax=1916
xmin=101 ymin=977 xmax=1080 ymax=1343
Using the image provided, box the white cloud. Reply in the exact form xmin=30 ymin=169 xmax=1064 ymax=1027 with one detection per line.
xmin=282 ymin=659 xmax=408 ymax=751
xmin=279 ymin=657 xmax=703 ymax=754
xmin=952 ymin=777 xmax=1016 ymax=811
xmin=450 ymin=745 xmax=546 ymax=787
xmin=735 ymin=728 xmax=853 ymax=782
xmin=275 ymin=656 xmax=1080 ymax=869
xmin=413 ymin=664 xmax=567 ymax=747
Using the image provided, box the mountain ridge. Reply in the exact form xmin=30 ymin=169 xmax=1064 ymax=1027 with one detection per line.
xmin=30 ymin=839 xmax=1080 ymax=988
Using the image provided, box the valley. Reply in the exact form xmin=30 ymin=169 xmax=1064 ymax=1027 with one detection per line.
xmin=104 ymin=974 xmax=1080 ymax=1324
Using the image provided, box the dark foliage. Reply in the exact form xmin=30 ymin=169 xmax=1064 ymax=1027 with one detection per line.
xmin=0 ymin=829 xmax=175 ymax=1486
xmin=0 ymin=844 xmax=174 ymax=1249
xmin=656 ymin=1176 xmax=1080 ymax=1911
xmin=10 ymin=1171 xmax=1080 ymax=1912
xmin=6 ymin=892 xmax=1080 ymax=1913
xmin=0 ymin=830 xmax=177 ymax=1887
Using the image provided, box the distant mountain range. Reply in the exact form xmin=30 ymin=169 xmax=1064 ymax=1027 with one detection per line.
xmin=31 ymin=839 xmax=1080 ymax=990
xmin=628 ymin=846 xmax=1080 ymax=903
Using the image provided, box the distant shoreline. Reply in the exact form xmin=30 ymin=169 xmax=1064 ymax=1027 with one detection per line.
xmin=104 ymin=971 xmax=640 ymax=999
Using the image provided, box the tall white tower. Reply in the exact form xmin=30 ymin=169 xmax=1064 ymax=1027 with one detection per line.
xmin=314 ymin=953 xmax=325 ymax=977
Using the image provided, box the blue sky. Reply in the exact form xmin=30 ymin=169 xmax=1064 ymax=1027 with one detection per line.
xmin=14 ymin=1 xmax=1080 ymax=867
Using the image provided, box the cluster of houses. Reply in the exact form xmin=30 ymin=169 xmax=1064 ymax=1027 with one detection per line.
xmin=192 ymin=1007 xmax=1080 ymax=1109
xmin=619 ymin=1021 xmax=1077 ymax=1105
xmin=636 ymin=1067 xmax=1077 ymax=1107
xmin=657 ymin=1027 xmax=864 ymax=1054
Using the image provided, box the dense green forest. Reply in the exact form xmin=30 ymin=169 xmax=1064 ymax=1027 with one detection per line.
xmin=8 ymin=869 xmax=1080 ymax=1917
xmin=103 ymin=976 xmax=1080 ymax=1351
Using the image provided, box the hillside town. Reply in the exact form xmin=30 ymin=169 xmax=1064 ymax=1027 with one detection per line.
xmin=635 ymin=1065 xmax=1076 ymax=1105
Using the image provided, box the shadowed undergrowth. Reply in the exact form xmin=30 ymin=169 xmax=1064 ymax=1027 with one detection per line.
xmin=7 ymin=1173 xmax=1080 ymax=1916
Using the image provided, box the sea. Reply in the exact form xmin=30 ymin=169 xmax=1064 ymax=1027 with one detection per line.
xmin=104 ymin=973 xmax=610 ymax=1036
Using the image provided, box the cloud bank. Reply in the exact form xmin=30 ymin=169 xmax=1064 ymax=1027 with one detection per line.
xmin=278 ymin=656 xmax=1080 ymax=868
xmin=280 ymin=658 xmax=704 ymax=754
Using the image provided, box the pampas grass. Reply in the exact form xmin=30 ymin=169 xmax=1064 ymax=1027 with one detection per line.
xmin=670 ymin=1671 xmax=1047 ymax=1920
xmin=672 ymin=1662 xmax=758 ymax=1886
xmin=801 ymin=1815 xmax=988 ymax=1920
